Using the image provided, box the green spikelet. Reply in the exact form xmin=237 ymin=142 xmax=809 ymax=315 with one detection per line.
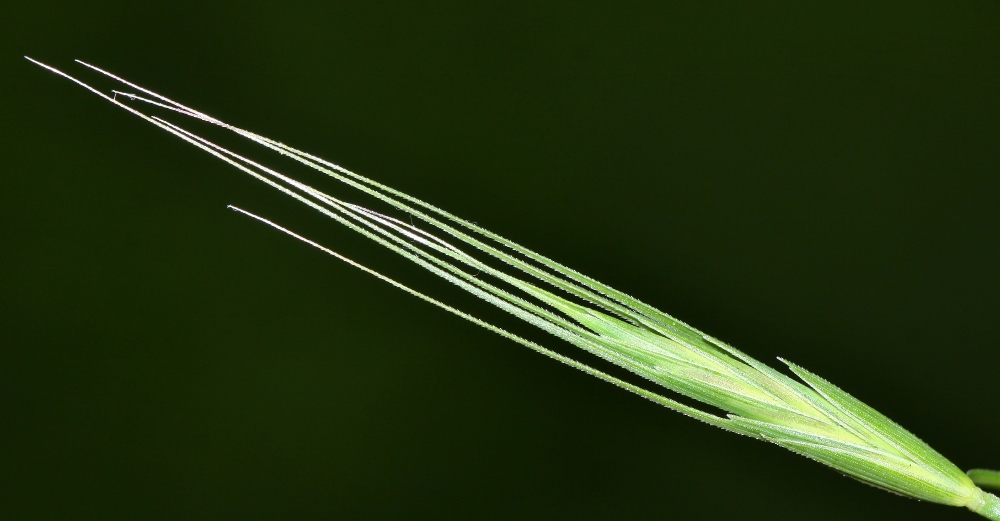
xmin=27 ymin=57 xmax=1000 ymax=520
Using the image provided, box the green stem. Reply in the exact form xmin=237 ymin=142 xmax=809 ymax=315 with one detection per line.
xmin=971 ymin=470 xmax=1000 ymax=492
xmin=969 ymin=488 xmax=1000 ymax=520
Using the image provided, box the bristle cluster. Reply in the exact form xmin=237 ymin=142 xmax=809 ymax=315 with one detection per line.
xmin=28 ymin=57 xmax=999 ymax=520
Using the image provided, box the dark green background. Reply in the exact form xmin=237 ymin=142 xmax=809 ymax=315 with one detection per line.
xmin=4 ymin=1 xmax=999 ymax=519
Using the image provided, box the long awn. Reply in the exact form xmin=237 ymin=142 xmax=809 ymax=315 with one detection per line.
xmin=28 ymin=57 xmax=1000 ymax=520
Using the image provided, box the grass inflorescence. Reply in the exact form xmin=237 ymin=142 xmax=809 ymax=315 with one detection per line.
xmin=28 ymin=57 xmax=1000 ymax=520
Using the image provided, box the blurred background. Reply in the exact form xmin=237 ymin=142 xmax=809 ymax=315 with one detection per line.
xmin=3 ymin=1 xmax=999 ymax=519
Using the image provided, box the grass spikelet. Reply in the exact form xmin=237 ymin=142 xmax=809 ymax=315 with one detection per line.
xmin=27 ymin=57 xmax=1000 ymax=520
